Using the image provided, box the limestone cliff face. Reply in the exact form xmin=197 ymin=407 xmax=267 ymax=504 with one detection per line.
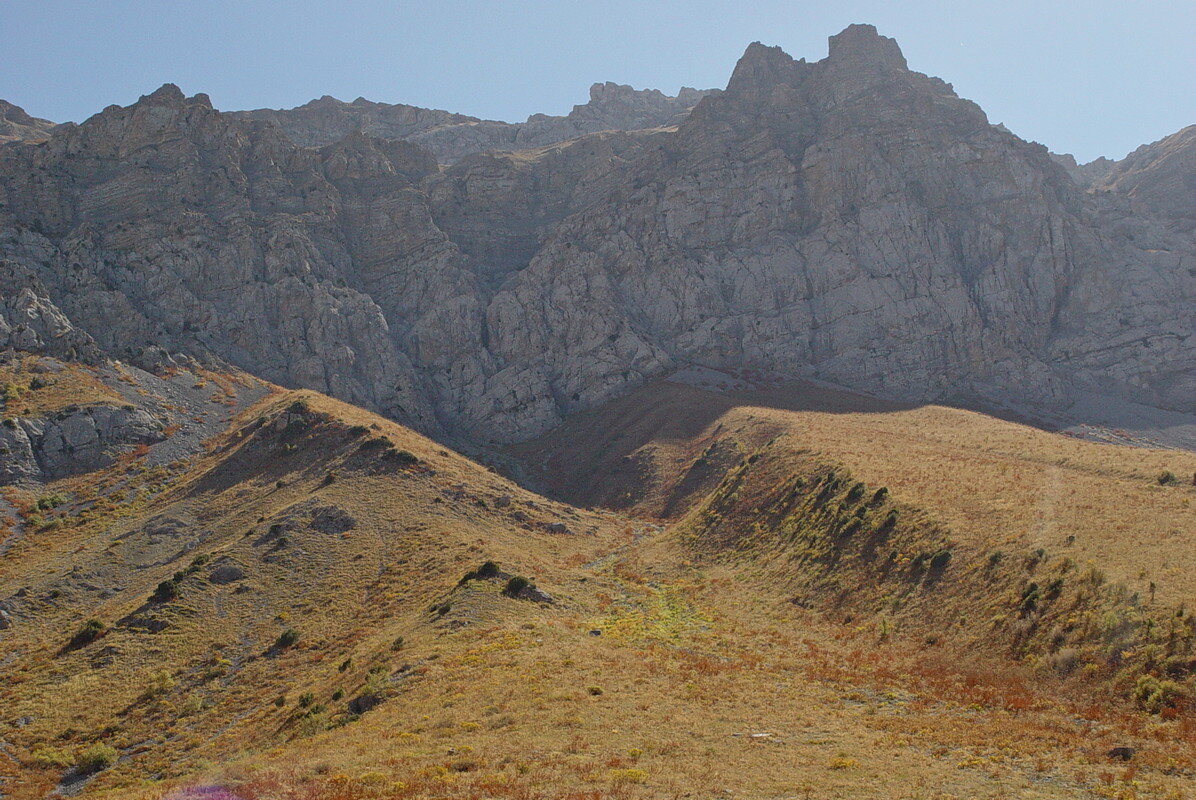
xmin=466 ymin=27 xmax=1194 ymax=435
xmin=0 ymin=26 xmax=1192 ymax=443
xmin=231 ymin=82 xmax=715 ymax=163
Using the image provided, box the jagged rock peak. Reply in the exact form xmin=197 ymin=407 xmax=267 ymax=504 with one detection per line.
xmin=132 ymin=83 xmax=213 ymax=110
xmin=143 ymin=83 xmax=186 ymax=104
xmin=726 ymin=42 xmax=801 ymax=92
xmin=827 ymin=23 xmax=908 ymax=71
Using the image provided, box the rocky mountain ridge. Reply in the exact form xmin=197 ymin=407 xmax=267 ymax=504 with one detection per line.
xmin=231 ymin=81 xmax=716 ymax=163
xmin=0 ymin=24 xmax=1192 ymax=446
xmin=0 ymin=99 xmax=55 ymax=144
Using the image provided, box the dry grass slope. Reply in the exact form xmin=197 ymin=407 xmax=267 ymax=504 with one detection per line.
xmin=1 ymin=374 xmax=1192 ymax=800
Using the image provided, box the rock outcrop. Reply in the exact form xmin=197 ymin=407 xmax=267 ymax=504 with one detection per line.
xmin=231 ymin=82 xmax=715 ymax=163
xmin=0 ymin=100 xmax=55 ymax=144
xmin=0 ymin=403 xmax=164 ymax=482
xmin=1050 ymin=152 xmax=1116 ymax=187
xmin=0 ymin=26 xmax=1192 ymax=444
xmin=1093 ymin=125 xmax=1196 ymax=231
xmin=0 ymin=260 xmax=102 ymax=362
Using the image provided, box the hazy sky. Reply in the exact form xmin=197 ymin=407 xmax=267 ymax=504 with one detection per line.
xmin=3 ymin=0 xmax=1193 ymax=162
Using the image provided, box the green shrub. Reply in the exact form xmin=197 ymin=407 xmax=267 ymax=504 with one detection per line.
xmin=845 ymin=482 xmax=866 ymax=504
xmin=29 ymin=745 xmax=73 ymax=769
xmin=298 ymin=691 xmax=315 ymax=708
xmin=70 ymin=619 xmax=105 ymax=648
xmin=153 ymin=578 xmax=180 ymax=602
xmin=143 ymin=669 xmax=176 ymax=698
xmin=503 ymin=576 xmax=531 ymax=597
xmin=879 ymin=509 xmax=899 ymax=531
xmin=36 ymin=493 xmax=66 ymax=511
xmin=870 ymin=487 xmax=889 ymax=505
xmin=277 ymin=628 xmax=300 ymax=649
xmin=929 ymin=549 xmax=953 ymax=571
xmin=390 ymin=635 xmax=405 ymax=651
xmin=1157 ymin=471 xmax=1179 ymax=486
xmin=348 ymin=669 xmax=391 ymax=714
xmin=1020 ymin=583 xmax=1041 ymax=614
xmin=387 ymin=448 xmax=420 ymax=466
xmin=460 ymin=560 xmax=502 ymax=584
xmin=77 ymin=743 xmax=118 ymax=773
xmin=1131 ymin=675 xmax=1187 ymax=713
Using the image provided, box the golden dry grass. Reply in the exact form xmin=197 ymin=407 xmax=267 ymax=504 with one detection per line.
xmin=0 ymin=355 xmax=124 ymax=417
xmin=516 ymin=378 xmax=1196 ymax=606
xmin=2 ymin=380 xmax=1193 ymax=800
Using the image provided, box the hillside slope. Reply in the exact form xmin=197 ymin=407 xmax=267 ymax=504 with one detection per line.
xmin=2 ymin=368 xmax=1192 ymax=800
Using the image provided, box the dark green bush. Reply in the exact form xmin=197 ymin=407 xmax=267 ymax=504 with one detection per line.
xmin=1020 ymin=583 xmax=1041 ymax=614
xmin=70 ymin=619 xmax=106 ymax=648
xmin=277 ymin=628 xmax=300 ymax=649
xmin=1157 ymin=471 xmax=1179 ymax=486
xmin=153 ymin=579 xmax=180 ymax=602
xmin=460 ymin=560 xmax=501 ymax=584
xmin=504 ymin=576 xmax=531 ymax=597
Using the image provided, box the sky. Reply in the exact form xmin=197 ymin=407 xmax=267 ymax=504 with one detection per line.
xmin=2 ymin=0 xmax=1193 ymax=163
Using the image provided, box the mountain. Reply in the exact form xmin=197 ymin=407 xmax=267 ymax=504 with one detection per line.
xmin=1 ymin=25 xmax=1195 ymax=797
xmin=230 ymin=82 xmax=716 ymax=163
xmin=1 ymin=25 xmax=1192 ymax=448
